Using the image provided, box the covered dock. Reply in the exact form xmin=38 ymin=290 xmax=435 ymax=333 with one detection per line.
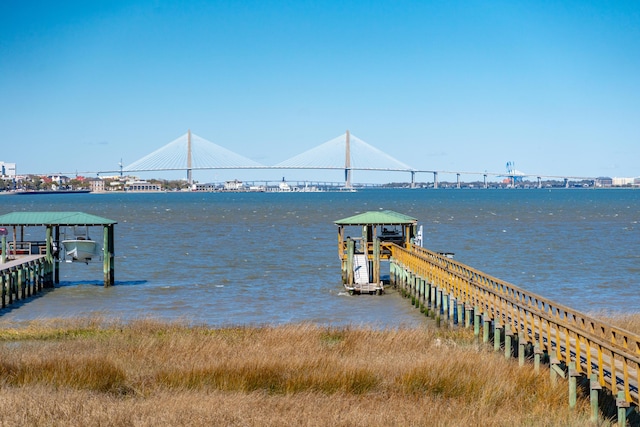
xmin=335 ymin=210 xmax=417 ymax=294
xmin=0 ymin=212 xmax=117 ymax=287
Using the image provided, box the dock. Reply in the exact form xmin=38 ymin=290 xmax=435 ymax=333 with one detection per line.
xmin=335 ymin=210 xmax=640 ymax=424
xmin=335 ymin=210 xmax=417 ymax=295
xmin=0 ymin=211 xmax=117 ymax=311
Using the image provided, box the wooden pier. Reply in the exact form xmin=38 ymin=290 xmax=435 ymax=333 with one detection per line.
xmin=391 ymin=241 xmax=639 ymax=423
xmin=336 ymin=210 xmax=639 ymax=424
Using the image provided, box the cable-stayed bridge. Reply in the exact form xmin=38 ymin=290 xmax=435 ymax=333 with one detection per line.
xmin=122 ymin=130 xmax=416 ymax=188
xmin=109 ymin=130 xmax=597 ymax=188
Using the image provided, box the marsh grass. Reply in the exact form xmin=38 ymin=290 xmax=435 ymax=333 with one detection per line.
xmin=597 ymin=312 xmax=640 ymax=335
xmin=0 ymin=319 xmax=595 ymax=426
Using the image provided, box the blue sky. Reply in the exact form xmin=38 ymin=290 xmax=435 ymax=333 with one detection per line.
xmin=1 ymin=1 xmax=639 ymax=183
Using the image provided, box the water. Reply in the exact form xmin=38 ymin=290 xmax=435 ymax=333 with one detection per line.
xmin=1 ymin=188 xmax=639 ymax=326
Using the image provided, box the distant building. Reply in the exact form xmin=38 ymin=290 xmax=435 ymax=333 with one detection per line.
xmin=194 ymin=183 xmax=218 ymax=192
xmin=47 ymin=175 xmax=70 ymax=185
xmin=124 ymin=180 xmax=163 ymax=192
xmin=88 ymin=179 xmax=105 ymax=193
xmin=0 ymin=162 xmax=16 ymax=178
xmin=595 ymin=177 xmax=612 ymax=187
xmin=224 ymin=179 xmax=243 ymax=191
xmin=612 ymin=177 xmax=634 ymax=187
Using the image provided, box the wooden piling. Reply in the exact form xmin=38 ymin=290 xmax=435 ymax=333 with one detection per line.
xmin=473 ymin=307 xmax=480 ymax=339
xmin=534 ymin=344 xmax=542 ymax=373
xmin=494 ymin=320 xmax=502 ymax=352
xmin=346 ymin=238 xmax=354 ymax=287
xmin=103 ymin=224 xmax=115 ymax=287
xmin=589 ymin=373 xmax=601 ymax=423
xmin=483 ymin=312 xmax=490 ymax=344
xmin=504 ymin=325 xmax=513 ymax=359
xmin=617 ymin=390 xmax=629 ymax=427
xmin=568 ymin=361 xmax=577 ymax=408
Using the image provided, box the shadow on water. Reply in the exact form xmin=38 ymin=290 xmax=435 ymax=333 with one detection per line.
xmin=0 ymin=288 xmax=54 ymax=316
xmin=57 ymin=280 xmax=148 ymax=287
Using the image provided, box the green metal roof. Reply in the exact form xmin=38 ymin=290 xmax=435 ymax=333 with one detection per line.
xmin=334 ymin=210 xmax=417 ymax=226
xmin=0 ymin=212 xmax=117 ymax=226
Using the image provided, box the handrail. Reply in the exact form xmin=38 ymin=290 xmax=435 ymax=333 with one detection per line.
xmin=389 ymin=242 xmax=640 ymax=405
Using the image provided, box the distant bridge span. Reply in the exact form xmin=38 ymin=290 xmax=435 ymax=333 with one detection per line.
xmin=79 ymin=130 xmax=596 ymax=187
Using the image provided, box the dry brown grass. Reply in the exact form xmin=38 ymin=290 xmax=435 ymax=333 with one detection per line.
xmin=596 ymin=312 xmax=640 ymax=335
xmin=0 ymin=319 xmax=595 ymax=426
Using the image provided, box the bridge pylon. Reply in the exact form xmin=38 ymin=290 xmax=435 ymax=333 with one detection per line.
xmin=344 ymin=130 xmax=351 ymax=189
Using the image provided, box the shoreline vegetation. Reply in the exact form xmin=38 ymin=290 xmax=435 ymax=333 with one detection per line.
xmin=0 ymin=318 xmax=611 ymax=426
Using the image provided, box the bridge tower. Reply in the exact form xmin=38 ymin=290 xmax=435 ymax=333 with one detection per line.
xmin=344 ymin=130 xmax=352 ymax=189
xmin=186 ymin=129 xmax=193 ymax=186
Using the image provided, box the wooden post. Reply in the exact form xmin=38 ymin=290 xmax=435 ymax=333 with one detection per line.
xmin=1 ymin=234 xmax=6 ymax=264
xmin=550 ymin=358 xmax=564 ymax=384
xmin=449 ymin=294 xmax=455 ymax=324
xmin=473 ymin=307 xmax=480 ymax=339
xmin=373 ymin=238 xmax=380 ymax=285
xmin=483 ymin=312 xmax=490 ymax=344
xmin=518 ymin=333 xmax=526 ymax=367
xmin=534 ymin=344 xmax=542 ymax=373
xmin=568 ymin=361 xmax=577 ymax=408
xmin=54 ymin=226 xmax=60 ymax=284
xmin=0 ymin=273 xmax=5 ymax=308
xmin=8 ymin=269 xmax=14 ymax=304
xmin=45 ymin=226 xmax=53 ymax=288
xmin=505 ymin=325 xmax=513 ymax=359
xmin=430 ymin=285 xmax=436 ymax=312
xmin=457 ymin=301 xmax=463 ymax=326
xmin=103 ymin=224 xmax=115 ymax=287
xmin=443 ymin=294 xmax=449 ymax=321
xmin=617 ymin=390 xmax=629 ymax=426
xmin=18 ymin=267 xmax=24 ymax=299
xmin=590 ymin=373 xmax=601 ymax=423
xmin=494 ymin=320 xmax=502 ymax=352
xmin=346 ymin=238 xmax=354 ymax=286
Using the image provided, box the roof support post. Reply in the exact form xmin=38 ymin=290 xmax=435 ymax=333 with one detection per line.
xmin=44 ymin=226 xmax=54 ymax=288
xmin=1 ymin=233 xmax=6 ymax=264
xmin=103 ymin=224 xmax=115 ymax=287
xmin=54 ymin=226 xmax=60 ymax=284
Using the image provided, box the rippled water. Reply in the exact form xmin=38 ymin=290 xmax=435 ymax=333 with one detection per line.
xmin=1 ymin=188 xmax=639 ymax=326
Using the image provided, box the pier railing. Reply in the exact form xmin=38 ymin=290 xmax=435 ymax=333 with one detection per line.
xmin=388 ymin=242 xmax=640 ymax=408
xmin=0 ymin=255 xmax=53 ymax=309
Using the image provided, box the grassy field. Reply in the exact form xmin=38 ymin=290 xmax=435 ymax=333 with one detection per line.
xmin=0 ymin=318 xmax=600 ymax=426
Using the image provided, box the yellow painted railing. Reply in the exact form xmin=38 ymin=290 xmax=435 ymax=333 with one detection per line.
xmin=389 ymin=243 xmax=640 ymax=406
